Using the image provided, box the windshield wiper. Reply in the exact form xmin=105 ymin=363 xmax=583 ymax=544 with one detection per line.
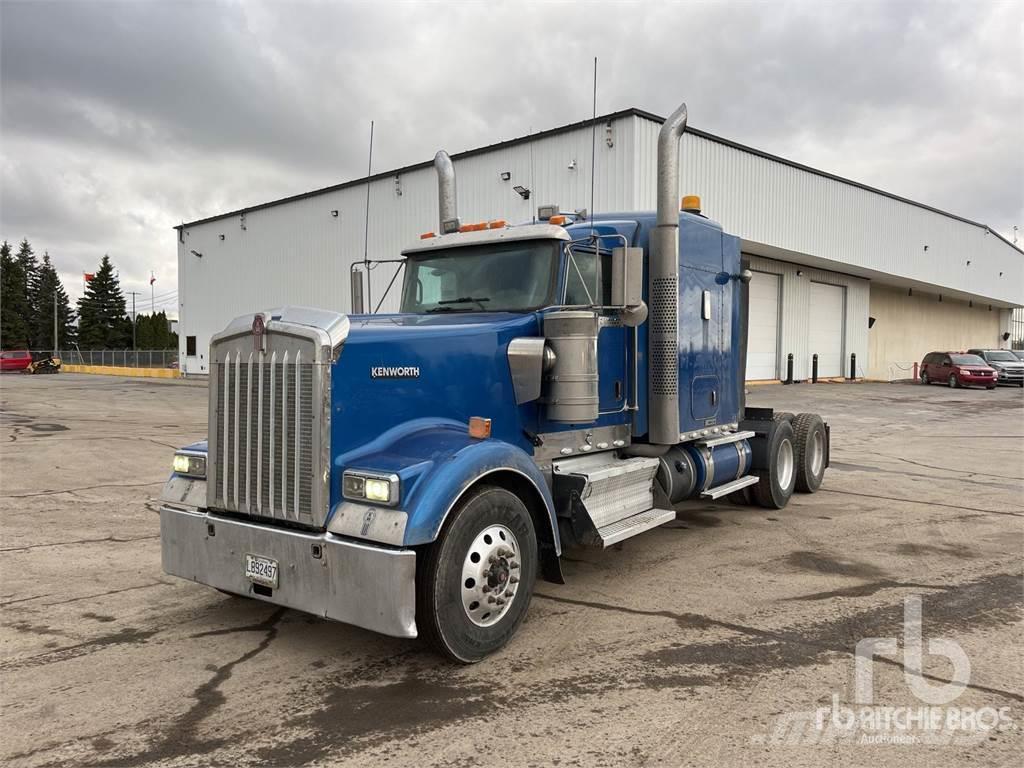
xmin=438 ymin=296 xmax=491 ymax=310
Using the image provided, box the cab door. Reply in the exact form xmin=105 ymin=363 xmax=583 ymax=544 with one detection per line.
xmin=564 ymin=247 xmax=627 ymax=415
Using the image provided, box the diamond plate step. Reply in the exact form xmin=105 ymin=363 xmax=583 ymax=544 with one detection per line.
xmin=700 ymin=474 xmax=759 ymax=500
xmin=592 ymin=507 xmax=676 ymax=548
xmin=553 ymin=454 xmax=659 ymax=530
xmin=695 ymin=430 xmax=755 ymax=448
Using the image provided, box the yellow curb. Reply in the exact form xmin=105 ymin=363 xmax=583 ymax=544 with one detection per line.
xmin=63 ymin=364 xmax=181 ymax=379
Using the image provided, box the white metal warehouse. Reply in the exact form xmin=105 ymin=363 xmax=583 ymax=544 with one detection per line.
xmin=175 ymin=108 xmax=1023 ymax=379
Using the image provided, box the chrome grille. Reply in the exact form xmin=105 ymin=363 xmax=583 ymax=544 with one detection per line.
xmin=208 ymin=335 xmax=324 ymax=526
xmin=213 ymin=350 xmax=314 ymax=520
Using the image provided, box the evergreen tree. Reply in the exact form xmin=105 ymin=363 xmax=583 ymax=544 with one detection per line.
xmin=77 ymin=255 xmax=130 ymax=349
xmin=16 ymin=239 xmax=41 ymax=346
xmin=0 ymin=240 xmax=32 ymax=348
xmin=132 ymin=311 xmax=176 ymax=350
xmin=154 ymin=311 xmax=172 ymax=349
xmin=135 ymin=313 xmax=152 ymax=350
xmin=30 ymin=253 xmax=77 ymax=350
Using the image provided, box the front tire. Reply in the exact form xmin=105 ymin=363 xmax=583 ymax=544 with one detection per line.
xmin=921 ymin=371 xmax=929 ymax=385
xmin=417 ymin=485 xmax=537 ymax=663
xmin=948 ymin=374 xmax=958 ymax=388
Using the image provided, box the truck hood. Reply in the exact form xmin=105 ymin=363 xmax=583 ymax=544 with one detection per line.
xmin=330 ymin=312 xmax=540 ymax=458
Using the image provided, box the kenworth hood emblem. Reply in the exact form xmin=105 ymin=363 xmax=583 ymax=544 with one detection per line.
xmin=251 ymin=313 xmax=266 ymax=353
xmin=371 ymin=366 xmax=420 ymax=379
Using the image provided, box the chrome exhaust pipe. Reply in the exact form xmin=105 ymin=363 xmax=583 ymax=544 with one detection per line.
xmin=433 ymin=150 xmax=459 ymax=233
xmin=648 ymin=102 xmax=688 ymax=445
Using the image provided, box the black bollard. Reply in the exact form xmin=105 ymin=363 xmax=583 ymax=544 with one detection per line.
xmin=785 ymin=353 xmax=794 ymax=385
xmin=849 ymin=352 xmax=857 ymax=380
xmin=812 ymin=354 xmax=819 ymax=383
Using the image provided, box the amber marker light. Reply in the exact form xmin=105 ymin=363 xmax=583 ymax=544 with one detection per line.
xmin=468 ymin=417 xmax=492 ymax=439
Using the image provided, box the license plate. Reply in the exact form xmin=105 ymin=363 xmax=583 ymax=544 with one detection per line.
xmin=244 ymin=554 xmax=279 ymax=589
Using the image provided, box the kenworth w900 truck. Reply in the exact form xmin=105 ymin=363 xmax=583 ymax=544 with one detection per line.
xmin=160 ymin=102 xmax=830 ymax=662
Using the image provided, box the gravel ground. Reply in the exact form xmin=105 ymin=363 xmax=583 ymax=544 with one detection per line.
xmin=1 ymin=373 xmax=1021 ymax=767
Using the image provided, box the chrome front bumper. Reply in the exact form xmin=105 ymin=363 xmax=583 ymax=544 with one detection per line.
xmin=160 ymin=506 xmax=417 ymax=638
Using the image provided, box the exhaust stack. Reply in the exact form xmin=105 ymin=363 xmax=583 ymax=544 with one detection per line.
xmin=648 ymin=102 xmax=688 ymax=445
xmin=434 ymin=150 xmax=460 ymax=233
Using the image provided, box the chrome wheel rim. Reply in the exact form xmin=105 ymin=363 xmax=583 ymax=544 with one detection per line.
xmin=809 ymin=430 xmax=825 ymax=476
xmin=777 ymin=438 xmax=795 ymax=490
xmin=949 ymin=375 xmax=956 ymax=388
xmin=461 ymin=524 xmax=521 ymax=627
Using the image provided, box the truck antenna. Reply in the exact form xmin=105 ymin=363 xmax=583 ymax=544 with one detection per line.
xmin=589 ymin=56 xmax=597 ymax=232
xmin=528 ymin=124 xmax=536 ymax=224
xmin=363 ymin=119 xmax=375 ymax=312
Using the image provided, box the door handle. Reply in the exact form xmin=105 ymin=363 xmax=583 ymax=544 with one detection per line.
xmin=711 ymin=390 xmax=718 ymax=406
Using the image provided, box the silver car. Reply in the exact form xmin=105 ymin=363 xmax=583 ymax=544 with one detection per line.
xmin=967 ymin=349 xmax=1024 ymax=387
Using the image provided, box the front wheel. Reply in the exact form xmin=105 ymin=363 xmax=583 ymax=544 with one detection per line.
xmin=948 ymin=374 xmax=958 ymax=388
xmin=921 ymin=371 xmax=930 ymax=385
xmin=417 ymin=485 xmax=537 ymax=663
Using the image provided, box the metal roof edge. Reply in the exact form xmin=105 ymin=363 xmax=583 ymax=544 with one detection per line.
xmin=174 ymin=107 xmax=1022 ymax=257
xmin=629 ymin=110 xmax=1022 ymax=256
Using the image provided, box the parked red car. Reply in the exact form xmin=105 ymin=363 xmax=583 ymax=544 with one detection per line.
xmin=920 ymin=351 xmax=997 ymax=389
xmin=0 ymin=350 xmax=33 ymax=372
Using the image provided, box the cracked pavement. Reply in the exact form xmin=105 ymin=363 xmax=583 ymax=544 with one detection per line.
xmin=1 ymin=373 xmax=1022 ymax=767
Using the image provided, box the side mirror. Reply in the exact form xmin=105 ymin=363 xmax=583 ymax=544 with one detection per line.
xmin=611 ymin=246 xmax=646 ymax=327
xmin=350 ymin=267 xmax=365 ymax=314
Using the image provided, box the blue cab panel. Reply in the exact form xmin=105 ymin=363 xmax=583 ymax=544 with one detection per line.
xmin=566 ymin=212 xmax=744 ymax=441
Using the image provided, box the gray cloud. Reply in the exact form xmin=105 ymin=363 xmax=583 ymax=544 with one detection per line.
xmin=2 ymin=0 xmax=1021 ymax=308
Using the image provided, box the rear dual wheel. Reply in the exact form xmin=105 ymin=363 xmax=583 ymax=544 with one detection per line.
xmin=417 ymin=486 xmax=537 ymax=663
xmin=792 ymin=413 xmax=827 ymax=493
xmin=751 ymin=419 xmax=797 ymax=509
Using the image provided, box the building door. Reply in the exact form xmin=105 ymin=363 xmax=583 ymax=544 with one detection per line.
xmin=746 ymin=271 xmax=780 ymax=380
xmin=808 ymin=282 xmax=846 ymax=377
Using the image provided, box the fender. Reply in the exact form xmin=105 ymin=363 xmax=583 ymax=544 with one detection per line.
xmin=331 ymin=418 xmax=559 ymax=553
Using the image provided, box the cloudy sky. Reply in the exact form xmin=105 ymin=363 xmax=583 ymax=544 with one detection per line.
xmin=2 ymin=0 xmax=1021 ymax=315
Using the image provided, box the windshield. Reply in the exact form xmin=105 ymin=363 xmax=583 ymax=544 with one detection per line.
xmin=400 ymin=240 xmax=559 ymax=313
xmin=950 ymin=354 xmax=987 ymax=365
xmin=984 ymin=350 xmax=1018 ymax=362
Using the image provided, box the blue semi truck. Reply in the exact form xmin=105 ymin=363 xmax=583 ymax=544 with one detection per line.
xmin=160 ymin=102 xmax=829 ymax=662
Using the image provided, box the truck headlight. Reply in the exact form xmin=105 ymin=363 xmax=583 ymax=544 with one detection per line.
xmin=342 ymin=471 xmax=399 ymax=506
xmin=172 ymin=452 xmax=207 ymax=479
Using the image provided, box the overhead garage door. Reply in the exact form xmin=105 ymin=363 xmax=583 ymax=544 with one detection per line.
xmin=808 ymin=282 xmax=846 ymax=377
xmin=746 ymin=271 xmax=780 ymax=380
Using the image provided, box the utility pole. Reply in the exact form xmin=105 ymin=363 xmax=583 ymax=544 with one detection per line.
xmin=54 ymin=292 xmax=58 ymax=356
xmin=127 ymin=291 xmax=141 ymax=351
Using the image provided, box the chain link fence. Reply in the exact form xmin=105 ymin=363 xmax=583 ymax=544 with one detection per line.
xmin=37 ymin=349 xmax=180 ymax=368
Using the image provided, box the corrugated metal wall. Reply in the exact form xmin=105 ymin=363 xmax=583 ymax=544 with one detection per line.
xmin=177 ymin=117 xmax=637 ymax=373
xmin=632 ymin=116 xmax=1022 ymax=307
xmin=177 ymin=112 xmax=1020 ymax=375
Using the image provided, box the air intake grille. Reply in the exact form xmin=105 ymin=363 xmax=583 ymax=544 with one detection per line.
xmin=651 ymin=276 xmax=678 ymax=396
xmin=210 ymin=346 xmax=316 ymax=524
